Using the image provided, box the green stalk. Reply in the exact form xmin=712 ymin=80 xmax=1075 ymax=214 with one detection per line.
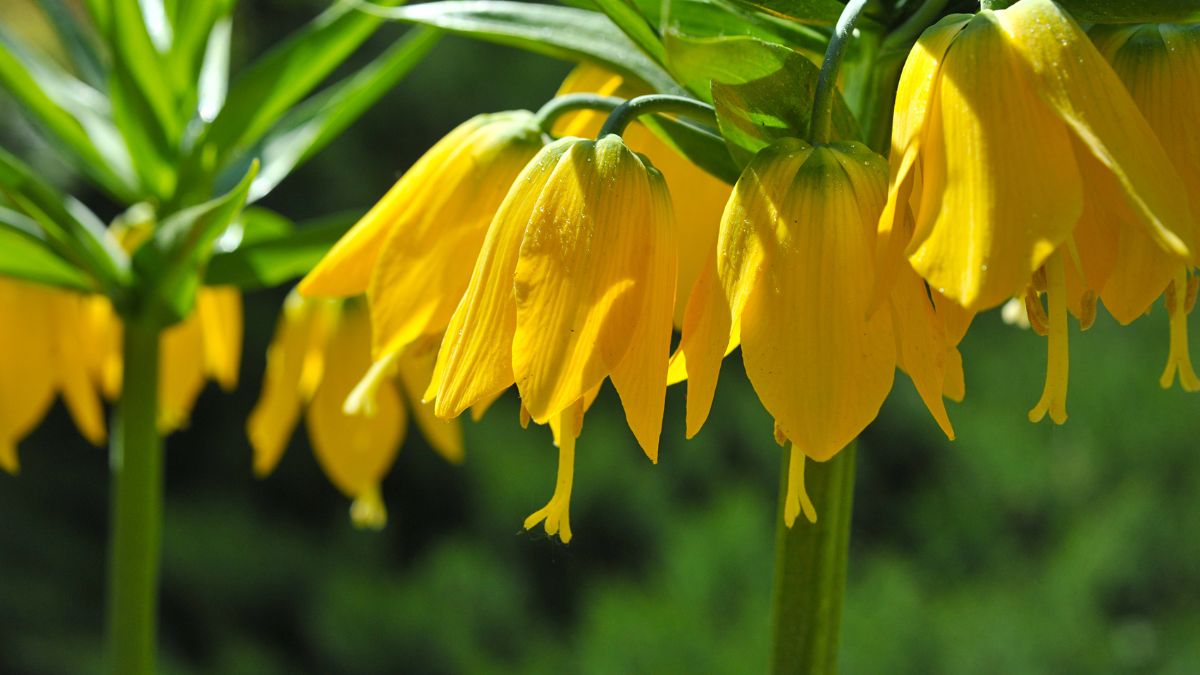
xmin=106 ymin=319 xmax=163 ymax=675
xmin=810 ymin=0 xmax=871 ymax=144
xmin=533 ymin=93 xmax=626 ymax=135
xmin=770 ymin=443 xmax=857 ymax=675
xmin=597 ymin=94 xmax=716 ymax=139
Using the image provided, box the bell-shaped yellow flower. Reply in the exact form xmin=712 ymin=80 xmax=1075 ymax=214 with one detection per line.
xmin=882 ymin=0 xmax=1195 ymax=423
xmin=676 ymin=139 xmax=955 ymax=527
xmin=427 ymin=134 xmax=676 ymax=542
xmin=0 ymin=278 xmax=109 ymax=471
xmin=1089 ymin=23 xmax=1200 ymax=391
xmin=554 ymin=63 xmax=731 ymax=325
xmin=299 ymin=111 xmax=544 ymax=389
xmin=248 ymin=293 xmax=462 ymax=529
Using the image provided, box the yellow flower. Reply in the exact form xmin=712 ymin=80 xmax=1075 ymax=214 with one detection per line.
xmin=427 ymin=135 xmax=676 ymax=542
xmin=554 ymin=63 xmax=731 ymax=325
xmin=675 ymin=139 xmax=955 ymax=527
xmin=247 ymin=293 xmax=462 ymax=529
xmin=1090 ymin=22 xmax=1200 ymax=391
xmin=298 ymin=111 xmax=544 ymax=388
xmin=881 ymin=0 xmax=1195 ymax=423
xmin=0 ymin=278 xmax=107 ymax=471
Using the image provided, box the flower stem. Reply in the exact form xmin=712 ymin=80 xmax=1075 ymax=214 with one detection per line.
xmin=770 ymin=443 xmax=856 ymax=675
xmin=810 ymin=0 xmax=871 ymax=144
xmin=533 ymin=93 xmax=626 ymax=135
xmin=106 ymin=319 xmax=162 ymax=675
xmin=597 ymin=94 xmax=716 ymax=139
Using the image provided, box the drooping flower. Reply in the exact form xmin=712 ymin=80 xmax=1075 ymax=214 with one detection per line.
xmin=298 ymin=111 xmax=545 ymax=392
xmin=0 ymin=278 xmax=107 ymax=472
xmin=247 ymin=293 xmax=461 ymax=529
xmin=676 ymin=139 xmax=955 ymax=527
xmin=1089 ymin=22 xmax=1200 ymax=391
xmin=554 ymin=63 xmax=731 ymax=324
xmin=427 ymin=135 xmax=676 ymax=542
xmin=881 ymin=0 xmax=1195 ymax=423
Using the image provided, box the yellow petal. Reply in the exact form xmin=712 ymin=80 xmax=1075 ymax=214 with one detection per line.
xmin=908 ymin=10 xmax=1083 ymax=311
xmin=247 ymin=292 xmax=337 ymax=477
xmin=306 ymin=302 xmax=405 ymax=503
xmin=678 ymin=141 xmax=816 ymax=437
xmin=395 ymin=344 xmax=464 ymax=464
xmin=196 ymin=286 xmax=242 ymax=391
xmin=0 ymin=279 xmax=58 ymax=473
xmin=48 ymin=291 xmax=107 ymax=445
xmin=557 ymin=64 xmax=729 ymax=325
xmin=430 ymin=142 xmax=571 ymax=418
xmin=889 ymin=265 xmax=954 ymax=439
xmin=299 ymin=114 xmax=493 ymax=297
xmin=943 ymin=345 xmax=965 ymax=402
xmin=511 ymin=137 xmax=651 ymax=423
xmin=608 ymin=164 xmax=677 ymax=462
xmin=158 ymin=305 xmax=208 ymax=432
xmin=367 ymin=111 xmax=543 ymax=359
xmin=999 ymin=0 xmax=1194 ymax=261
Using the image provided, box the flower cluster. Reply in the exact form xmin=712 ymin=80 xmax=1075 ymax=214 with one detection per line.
xmin=291 ymin=0 xmax=1197 ymax=541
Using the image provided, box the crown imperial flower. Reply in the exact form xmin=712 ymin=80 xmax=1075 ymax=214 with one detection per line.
xmin=427 ymin=134 xmax=677 ymax=541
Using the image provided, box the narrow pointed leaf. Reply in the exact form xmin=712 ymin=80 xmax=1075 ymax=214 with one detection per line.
xmin=229 ymin=27 xmax=440 ymax=202
xmin=199 ymin=0 xmax=403 ymax=172
xmin=0 ymin=32 xmax=136 ymax=200
xmin=0 ymin=209 xmax=95 ymax=291
xmin=589 ymin=0 xmax=665 ymax=64
xmin=0 ymin=148 xmax=127 ymax=292
xmin=33 ymin=0 xmax=106 ymax=86
xmin=366 ymin=1 xmax=685 ymax=95
xmin=206 ymin=211 xmax=361 ymax=289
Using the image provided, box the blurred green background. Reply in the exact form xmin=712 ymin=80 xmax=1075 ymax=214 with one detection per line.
xmin=2 ymin=2 xmax=1199 ymax=673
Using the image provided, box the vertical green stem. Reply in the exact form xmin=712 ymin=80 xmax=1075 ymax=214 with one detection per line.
xmin=810 ymin=0 xmax=871 ymax=144
xmin=106 ymin=319 xmax=162 ymax=675
xmin=770 ymin=443 xmax=857 ymax=675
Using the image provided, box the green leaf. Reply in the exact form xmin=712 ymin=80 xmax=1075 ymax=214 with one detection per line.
xmin=166 ymin=0 xmax=236 ymax=101
xmin=367 ymin=1 xmax=685 ymax=95
xmin=724 ymin=0 xmax=843 ymax=26
xmin=0 ymin=32 xmax=137 ymax=200
xmin=199 ymin=0 xmax=404 ymax=174
xmin=0 ymin=148 xmax=128 ymax=293
xmin=660 ymin=0 xmax=827 ymax=64
xmin=106 ymin=0 xmax=182 ymax=198
xmin=1056 ymin=0 xmax=1200 ymax=23
xmin=132 ymin=162 xmax=257 ymax=323
xmin=227 ymin=27 xmax=440 ymax=203
xmin=710 ymin=39 xmax=859 ymax=165
xmin=205 ymin=210 xmax=361 ymax=289
xmin=589 ymin=0 xmax=666 ymax=65
xmin=0 ymin=209 xmax=95 ymax=292
xmin=661 ymin=0 xmax=829 ymax=101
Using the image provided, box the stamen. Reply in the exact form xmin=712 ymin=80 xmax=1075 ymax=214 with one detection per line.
xmin=773 ymin=421 xmax=788 ymax=447
xmin=1024 ymin=286 xmax=1049 ymax=336
xmin=1159 ymin=268 xmax=1200 ymax=392
xmin=344 ymin=350 xmax=400 ymax=417
xmin=1028 ymin=252 xmax=1069 ymax=424
xmin=524 ymin=403 xmax=581 ymax=543
xmin=350 ymin=485 xmax=388 ymax=530
xmin=1078 ymin=290 xmax=1097 ymax=332
xmin=1032 ymin=266 xmax=1047 ymax=293
xmin=784 ymin=445 xmax=818 ymax=528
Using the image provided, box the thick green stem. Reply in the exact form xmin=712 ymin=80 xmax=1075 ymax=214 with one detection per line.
xmin=810 ymin=0 xmax=871 ymax=144
xmin=597 ymin=94 xmax=716 ymax=139
xmin=533 ymin=93 xmax=626 ymax=135
xmin=106 ymin=320 xmax=162 ymax=675
xmin=770 ymin=443 xmax=856 ymax=675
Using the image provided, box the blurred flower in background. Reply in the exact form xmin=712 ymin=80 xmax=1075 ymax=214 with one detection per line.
xmin=249 ymin=293 xmax=462 ymax=529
